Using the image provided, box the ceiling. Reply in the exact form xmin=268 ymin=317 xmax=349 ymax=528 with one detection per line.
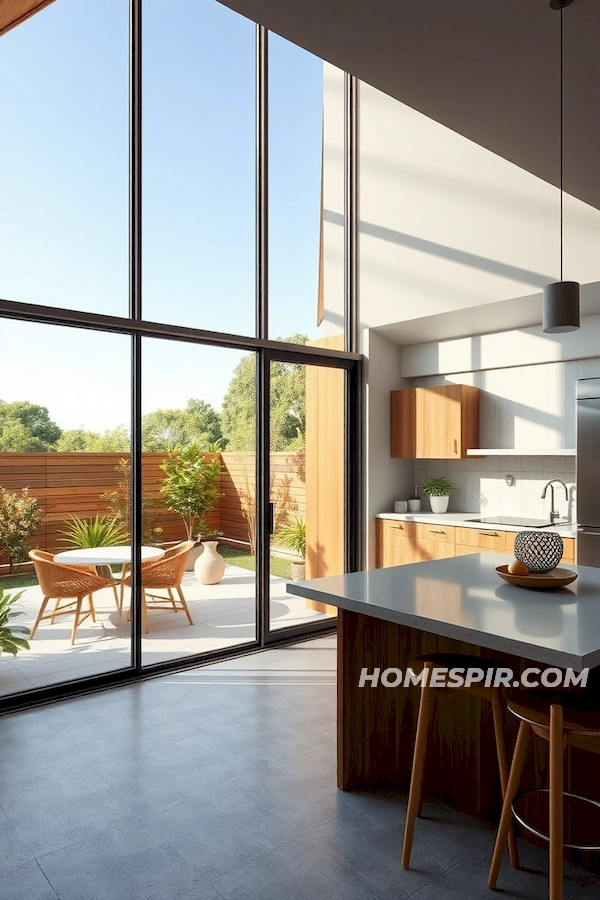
xmin=375 ymin=283 xmax=600 ymax=347
xmin=220 ymin=0 xmax=600 ymax=211
xmin=0 ymin=0 xmax=55 ymax=37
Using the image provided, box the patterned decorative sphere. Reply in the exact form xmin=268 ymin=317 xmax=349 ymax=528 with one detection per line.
xmin=514 ymin=531 xmax=563 ymax=574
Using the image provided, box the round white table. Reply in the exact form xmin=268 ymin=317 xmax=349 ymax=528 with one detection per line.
xmin=54 ymin=546 xmax=165 ymax=566
xmin=53 ymin=546 xmax=165 ymax=613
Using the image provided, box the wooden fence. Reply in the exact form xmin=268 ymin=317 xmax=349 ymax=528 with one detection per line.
xmin=0 ymin=451 xmax=306 ymax=566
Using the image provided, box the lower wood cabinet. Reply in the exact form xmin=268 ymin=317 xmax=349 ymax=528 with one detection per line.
xmin=503 ymin=530 xmax=575 ymax=564
xmin=376 ymin=519 xmax=576 ymax=568
xmin=376 ymin=519 xmax=455 ymax=567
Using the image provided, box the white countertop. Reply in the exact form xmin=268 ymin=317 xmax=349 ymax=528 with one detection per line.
xmin=287 ymin=553 xmax=600 ymax=670
xmin=375 ymin=511 xmax=577 ymax=539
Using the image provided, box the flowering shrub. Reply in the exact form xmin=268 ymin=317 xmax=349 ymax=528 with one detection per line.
xmin=0 ymin=487 xmax=42 ymax=572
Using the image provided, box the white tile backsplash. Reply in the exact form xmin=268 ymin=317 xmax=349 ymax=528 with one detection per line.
xmin=414 ymin=457 xmax=576 ymax=521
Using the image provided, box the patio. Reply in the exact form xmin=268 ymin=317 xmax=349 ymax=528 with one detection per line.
xmin=0 ymin=564 xmax=332 ymax=698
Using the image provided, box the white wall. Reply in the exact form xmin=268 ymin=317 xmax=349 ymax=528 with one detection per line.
xmin=415 ymin=456 xmax=576 ymax=524
xmin=357 ymin=82 xmax=600 ymax=331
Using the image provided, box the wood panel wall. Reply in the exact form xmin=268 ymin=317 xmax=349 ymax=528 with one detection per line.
xmin=0 ymin=451 xmax=306 ymax=567
xmin=305 ymin=335 xmax=345 ymax=589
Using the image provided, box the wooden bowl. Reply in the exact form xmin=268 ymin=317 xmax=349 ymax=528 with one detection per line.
xmin=496 ymin=565 xmax=577 ymax=590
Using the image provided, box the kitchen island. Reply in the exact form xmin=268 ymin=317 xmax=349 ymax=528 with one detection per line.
xmin=287 ymin=553 xmax=600 ymax=871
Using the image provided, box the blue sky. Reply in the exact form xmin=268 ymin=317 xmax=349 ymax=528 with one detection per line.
xmin=0 ymin=0 xmax=323 ymax=431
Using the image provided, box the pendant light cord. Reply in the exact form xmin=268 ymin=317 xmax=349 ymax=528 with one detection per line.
xmin=560 ymin=4 xmax=563 ymax=282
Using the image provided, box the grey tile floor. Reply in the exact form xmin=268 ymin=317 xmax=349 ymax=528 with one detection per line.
xmin=0 ymin=635 xmax=598 ymax=899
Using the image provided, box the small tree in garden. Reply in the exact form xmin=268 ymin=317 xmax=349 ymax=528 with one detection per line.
xmin=160 ymin=443 xmax=222 ymax=542
xmin=0 ymin=487 xmax=42 ymax=572
xmin=101 ymin=459 xmax=163 ymax=545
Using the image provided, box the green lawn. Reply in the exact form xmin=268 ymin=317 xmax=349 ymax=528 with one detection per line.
xmin=0 ymin=574 xmax=38 ymax=590
xmin=220 ymin=547 xmax=292 ymax=580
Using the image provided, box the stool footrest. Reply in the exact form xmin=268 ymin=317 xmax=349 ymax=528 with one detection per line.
xmin=511 ymin=787 xmax=600 ymax=851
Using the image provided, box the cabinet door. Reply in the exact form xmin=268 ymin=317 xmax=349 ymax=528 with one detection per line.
xmin=390 ymin=390 xmax=416 ymax=457
xmin=455 ymin=526 xmax=507 ymax=553
xmin=376 ymin=520 xmax=416 ymax=567
xmin=391 ymin=385 xmax=479 ymax=459
xmin=411 ymin=538 xmax=455 ymax=563
xmin=416 ymin=386 xmax=462 ymax=459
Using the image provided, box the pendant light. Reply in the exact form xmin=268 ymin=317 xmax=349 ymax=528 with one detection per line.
xmin=543 ymin=0 xmax=580 ymax=333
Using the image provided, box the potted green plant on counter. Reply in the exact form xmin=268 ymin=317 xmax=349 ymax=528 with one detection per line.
xmin=275 ymin=517 xmax=306 ymax=581
xmin=0 ymin=588 xmax=30 ymax=658
xmin=423 ymin=476 xmax=454 ymax=514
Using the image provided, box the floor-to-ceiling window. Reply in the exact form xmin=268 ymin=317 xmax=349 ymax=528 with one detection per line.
xmin=0 ymin=0 xmax=361 ymax=709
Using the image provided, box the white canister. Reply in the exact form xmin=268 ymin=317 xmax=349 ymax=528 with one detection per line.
xmin=408 ymin=498 xmax=421 ymax=512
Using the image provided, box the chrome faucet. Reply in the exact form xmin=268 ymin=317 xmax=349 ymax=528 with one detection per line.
xmin=541 ymin=479 xmax=569 ymax=523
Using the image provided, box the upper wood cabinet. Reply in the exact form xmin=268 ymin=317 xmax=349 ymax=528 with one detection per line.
xmin=391 ymin=384 xmax=479 ymax=458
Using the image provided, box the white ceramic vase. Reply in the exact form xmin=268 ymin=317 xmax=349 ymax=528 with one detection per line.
xmin=194 ymin=541 xmax=225 ymax=584
xmin=429 ymin=495 xmax=450 ymax=514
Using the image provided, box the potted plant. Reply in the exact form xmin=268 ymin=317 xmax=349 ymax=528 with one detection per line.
xmin=423 ymin=476 xmax=454 ymax=514
xmin=160 ymin=444 xmax=222 ymax=572
xmin=0 ymin=588 xmax=30 ymax=658
xmin=275 ymin=517 xmax=306 ymax=582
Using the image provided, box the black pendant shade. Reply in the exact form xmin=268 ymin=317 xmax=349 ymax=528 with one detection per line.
xmin=543 ymin=281 xmax=580 ymax=333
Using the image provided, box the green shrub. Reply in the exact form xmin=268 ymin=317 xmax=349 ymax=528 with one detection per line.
xmin=275 ymin=517 xmax=306 ymax=559
xmin=0 ymin=588 xmax=30 ymax=657
xmin=60 ymin=514 xmax=129 ymax=549
xmin=0 ymin=487 xmax=42 ymax=572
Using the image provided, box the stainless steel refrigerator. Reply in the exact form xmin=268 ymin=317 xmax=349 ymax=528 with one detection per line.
xmin=577 ymin=377 xmax=600 ymax=566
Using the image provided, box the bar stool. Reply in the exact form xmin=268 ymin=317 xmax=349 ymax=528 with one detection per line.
xmin=488 ymin=691 xmax=600 ymax=900
xmin=401 ymin=653 xmax=519 ymax=869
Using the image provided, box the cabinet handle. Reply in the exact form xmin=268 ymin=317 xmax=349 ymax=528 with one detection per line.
xmin=392 ymin=524 xmax=404 ymax=530
xmin=478 ymin=530 xmax=499 ymax=537
xmin=429 ymin=529 xmax=446 ymax=534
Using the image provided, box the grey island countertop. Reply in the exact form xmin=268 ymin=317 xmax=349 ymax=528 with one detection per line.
xmin=287 ymin=553 xmax=600 ymax=670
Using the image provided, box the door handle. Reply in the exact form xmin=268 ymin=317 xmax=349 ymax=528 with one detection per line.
xmin=269 ymin=502 xmax=275 ymax=535
xmin=478 ymin=531 xmax=499 ymax=537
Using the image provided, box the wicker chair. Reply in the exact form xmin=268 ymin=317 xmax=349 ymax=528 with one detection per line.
xmin=124 ymin=540 xmax=195 ymax=633
xmin=29 ymin=550 xmax=113 ymax=645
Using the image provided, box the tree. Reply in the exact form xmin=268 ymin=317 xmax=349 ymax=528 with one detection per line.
xmin=55 ymin=425 xmax=130 ymax=452
xmin=0 ymin=401 xmax=62 ymax=451
xmin=56 ymin=429 xmax=103 ymax=451
xmin=142 ymin=399 xmax=223 ymax=451
xmin=220 ymin=335 xmax=307 ymax=451
xmin=160 ymin=444 xmax=222 ymax=541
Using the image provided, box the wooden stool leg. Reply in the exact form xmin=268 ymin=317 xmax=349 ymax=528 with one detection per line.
xmin=491 ymin=693 xmax=520 ymax=870
xmin=549 ymin=703 xmax=564 ymax=900
xmin=488 ymin=720 xmax=530 ymax=889
xmin=30 ymin=596 xmax=51 ymax=639
xmin=402 ymin=664 xmax=433 ymax=869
